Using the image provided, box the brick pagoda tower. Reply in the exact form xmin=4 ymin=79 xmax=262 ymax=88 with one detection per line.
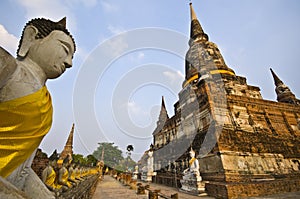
xmin=58 ymin=123 xmax=74 ymax=162
xmin=150 ymin=3 xmax=300 ymax=198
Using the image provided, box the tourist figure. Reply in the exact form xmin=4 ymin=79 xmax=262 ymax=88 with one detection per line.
xmin=0 ymin=17 xmax=75 ymax=198
xmin=42 ymin=150 xmax=62 ymax=192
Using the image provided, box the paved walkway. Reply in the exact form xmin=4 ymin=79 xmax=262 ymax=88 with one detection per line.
xmin=92 ymin=176 xmax=213 ymax=199
xmin=92 ymin=176 xmax=147 ymax=199
xmin=92 ymin=176 xmax=300 ymax=199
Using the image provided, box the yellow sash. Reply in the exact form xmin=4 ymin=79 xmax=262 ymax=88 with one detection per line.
xmin=62 ymin=168 xmax=72 ymax=187
xmin=189 ymin=157 xmax=196 ymax=165
xmin=45 ymin=167 xmax=61 ymax=189
xmin=0 ymin=86 xmax=52 ymax=177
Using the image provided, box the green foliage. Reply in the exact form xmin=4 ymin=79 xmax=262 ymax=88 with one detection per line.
xmin=72 ymin=154 xmax=86 ymax=165
xmin=72 ymin=153 xmax=98 ymax=166
xmin=93 ymin=142 xmax=137 ymax=172
xmin=93 ymin=142 xmax=124 ymax=169
xmin=86 ymin=154 xmax=98 ymax=166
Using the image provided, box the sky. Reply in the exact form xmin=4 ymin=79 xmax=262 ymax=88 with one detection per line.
xmin=0 ymin=0 xmax=299 ymax=161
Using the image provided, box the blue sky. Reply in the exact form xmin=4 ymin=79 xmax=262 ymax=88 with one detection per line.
xmin=0 ymin=0 xmax=299 ymax=161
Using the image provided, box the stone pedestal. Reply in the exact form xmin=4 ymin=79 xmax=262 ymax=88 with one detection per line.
xmin=180 ymin=174 xmax=206 ymax=196
xmin=141 ymin=171 xmax=156 ymax=182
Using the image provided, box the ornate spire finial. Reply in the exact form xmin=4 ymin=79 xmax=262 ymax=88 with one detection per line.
xmin=157 ymin=96 xmax=169 ymax=125
xmin=161 ymin=96 xmax=166 ymax=109
xmin=270 ymin=68 xmax=283 ymax=87
xmin=189 ymin=2 xmax=208 ymax=42
xmin=270 ymin=68 xmax=299 ymax=105
xmin=189 ymin=2 xmax=197 ymax=21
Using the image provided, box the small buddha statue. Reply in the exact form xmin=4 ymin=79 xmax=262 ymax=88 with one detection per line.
xmin=183 ymin=148 xmax=201 ymax=181
xmin=0 ymin=17 xmax=75 ymax=199
xmin=180 ymin=147 xmax=205 ymax=194
xmin=68 ymin=162 xmax=78 ymax=185
xmin=42 ymin=150 xmax=62 ymax=192
xmin=147 ymin=150 xmax=154 ymax=173
xmin=74 ymin=165 xmax=83 ymax=181
xmin=58 ymin=156 xmax=72 ymax=189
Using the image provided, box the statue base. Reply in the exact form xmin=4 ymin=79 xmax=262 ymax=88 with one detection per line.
xmin=141 ymin=171 xmax=156 ymax=182
xmin=132 ymin=172 xmax=138 ymax=180
xmin=180 ymin=174 xmax=206 ymax=196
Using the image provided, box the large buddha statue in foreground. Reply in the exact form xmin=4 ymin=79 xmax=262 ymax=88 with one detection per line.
xmin=0 ymin=17 xmax=75 ymax=198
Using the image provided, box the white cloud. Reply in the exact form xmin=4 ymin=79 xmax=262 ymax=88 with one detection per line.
xmin=100 ymin=1 xmax=118 ymax=13
xmin=105 ymin=36 xmax=128 ymax=57
xmin=17 ymin=0 xmax=70 ymax=20
xmin=76 ymin=0 xmax=97 ymax=8
xmin=108 ymin=25 xmax=125 ymax=35
xmin=129 ymin=51 xmax=145 ymax=63
xmin=75 ymin=46 xmax=90 ymax=63
xmin=127 ymin=101 xmax=142 ymax=115
xmin=16 ymin=0 xmax=79 ymax=34
xmin=137 ymin=52 xmax=145 ymax=60
xmin=0 ymin=24 xmax=18 ymax=55
xmin=163 ymin=70 xmax=184 ymax=84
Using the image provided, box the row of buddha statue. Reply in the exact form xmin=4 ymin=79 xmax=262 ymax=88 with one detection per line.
xmin=41 ymin=151 xmax=101 ymax=195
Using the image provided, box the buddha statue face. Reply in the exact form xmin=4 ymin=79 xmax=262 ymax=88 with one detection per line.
xmin=189 ymin=149 xmax=195 ymax=158
xmin=148 ymin=151 xmax=153 ymax=157
xmin=27 ymin=30 xmax=75 ymax=79
xmin=17 ymin=17 xmax=76 ymax=80
xmin=49 ymin=159 xmax=57 ymax=167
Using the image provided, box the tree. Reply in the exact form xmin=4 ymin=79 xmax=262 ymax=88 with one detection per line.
xmin=72 ymin=154 xmax=86 ymax=165
xmin=86 ymin=154 xmax=98 ymax=166
xmin=93 ymin=142 xmax=124 ymax=169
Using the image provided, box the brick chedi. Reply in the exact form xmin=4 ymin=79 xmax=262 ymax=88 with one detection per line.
xmin=59 ymin=123 xmax=75 ymax=162
xmin=150 ymin=3 xmax=300 ymax=199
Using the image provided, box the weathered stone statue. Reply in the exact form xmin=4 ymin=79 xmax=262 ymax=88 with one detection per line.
xmin=147 ymin=150 xmax=154 ymax=173
xmin=0 ymin=17 xmax=75 ymax=199
xmin=68 ymin=162 xmax=78 ymax=185
xmin=183 ymin=148 xmax=200 ymax=180
xmin=141 ymin=150 xmax=156 ymax=182
xmin=58 ymin=156 xmax=73 ymax=189
xmin=180 ymin=148 xmax=205 ymax=195
xmin=132 ymin=165 xmax=139 ymax=180
xmin=42 ymin=150 xmax=61 ymax=193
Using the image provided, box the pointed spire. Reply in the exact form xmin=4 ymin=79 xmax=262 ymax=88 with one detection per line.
xmin=270 ymin=68 xmax=299 ymax=105
xmin=65 ymin=123 xmax=74 ymax=149
xmin=189 ymin=2 xmax=208 ymax=42
xmin=59 ymin=123 xmax=75 ymax=161
xmin=161 ymin=96 xmax=166 ymax=110
xmin=270 ymin=68 xmax=283 ymax=87
xmin=158 ymin=96 xmax=169 ymax=125
xmin=190 ymin=2 xmax=197 ymax=21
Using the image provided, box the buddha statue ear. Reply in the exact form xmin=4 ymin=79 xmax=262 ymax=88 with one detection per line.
xmin=18 ymin=25 xmax=38 ymax=58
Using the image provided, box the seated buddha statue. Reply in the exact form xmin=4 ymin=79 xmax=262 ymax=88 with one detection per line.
xmin=42 ymin=150 xmax=62 ymax=192
xmin=0 ymin=17 xmax=75 ymax=199
xmin=58 ymin=156 xmax=73 ymax=189
xmin=68 ymin=162 xmax=78 ymax=185
xmin=183 ymin=148 xmax=201 ymax=181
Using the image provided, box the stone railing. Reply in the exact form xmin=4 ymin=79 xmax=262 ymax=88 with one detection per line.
xmin=152 ymin=171 xmax=182 ymax=188
xmin=57 ymin=174 xmax=100 ymax=199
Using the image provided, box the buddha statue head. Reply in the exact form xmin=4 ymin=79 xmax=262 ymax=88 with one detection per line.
xmin=189 ymin=147 xmax=196 ymax=158
xmin=48 ymin=149 xmax=59 ymax=167
xmin=17 ymin=17 xmax=76 ymax=79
